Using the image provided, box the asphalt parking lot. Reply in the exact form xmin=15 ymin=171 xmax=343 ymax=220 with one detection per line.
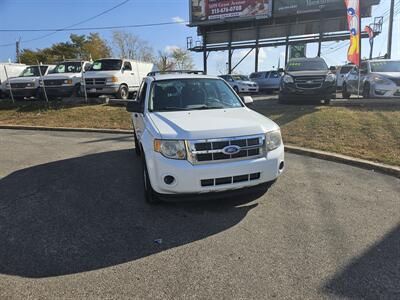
xmin=0 ymin=129 xmax=399 ymax=299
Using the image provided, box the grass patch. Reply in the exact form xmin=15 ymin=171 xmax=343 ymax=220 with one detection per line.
xmin=1 ymin=99 xmax=399 ymax=166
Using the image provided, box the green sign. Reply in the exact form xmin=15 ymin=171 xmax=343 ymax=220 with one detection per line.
xmin=289 ymin=45 xmax=307 ymax=59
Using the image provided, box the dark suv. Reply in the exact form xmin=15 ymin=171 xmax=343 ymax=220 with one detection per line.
xmin=278 ymin=57 xmax=336 ymax=104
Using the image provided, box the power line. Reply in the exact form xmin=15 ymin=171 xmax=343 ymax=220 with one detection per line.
xmin=0 ymin=21 xmax=187 ymax=33
xmin=0 ymin=0 xmax=131 ymax=47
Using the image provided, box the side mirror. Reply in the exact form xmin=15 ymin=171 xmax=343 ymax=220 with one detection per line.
xmin=278 ymin=68 xmax=284 ymax=73
xmin=242 ymin=96 xmax=254 ymax=105
xmin=329 ymin=66 xmax=336 ymax=71
xmin=126 ymin=100 xmax=142 ymax=113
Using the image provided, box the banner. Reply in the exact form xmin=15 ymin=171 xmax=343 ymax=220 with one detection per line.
xmin=345 ymin=0 xmax=360 ymax=66
xmin=190 ymin=0 xmax=272 ymax=25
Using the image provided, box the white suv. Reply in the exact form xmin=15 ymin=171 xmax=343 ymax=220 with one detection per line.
xmin=127 ymin=71 xmax=285 ymax=203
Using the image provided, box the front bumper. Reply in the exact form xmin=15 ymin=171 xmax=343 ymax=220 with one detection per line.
xmin=372 ymin=84 xmax=400 ymax=98
xmin=85 ymin=84 xmax=119 ymax=95
xmin=281 ymin=82 xmax=336 ymax=99
xmin=239 ymin=86 xmax=259 ymax=93
xmin=44 ymin=86 xmax=74 ymax=97
xmin=7 ymin=88 xmax=38 ymax=97
xmin=146 ymin=145 xmax=285 ymax=195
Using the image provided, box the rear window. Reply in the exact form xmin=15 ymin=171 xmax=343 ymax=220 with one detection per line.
xmin=340 ymin=66 xmax=354 ymax=74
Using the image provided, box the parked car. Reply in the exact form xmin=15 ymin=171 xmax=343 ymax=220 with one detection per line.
xmin=126 ymin=71 xmax=285 ymax=203
xmin=219 ymin=74 xmax=259 ymax=93
xmin=278 ymin=57 xmax=336 ymax=104
xmin=0 ymin=63 xmax=27 ymax=98
xmin=39 ymin=60 xmax=92 ymax=98
xmin=342 ymin=59 xmax=400 ymax=99
xmin=4 ymin=65 xmax=55 ymax=100
xmin=83 ymin=58 xmax=155 ymax=99
xmin=336 ymin=64 xmax=354 ymax=91
xmin=249 ymin=70 xmax=281 ymax=92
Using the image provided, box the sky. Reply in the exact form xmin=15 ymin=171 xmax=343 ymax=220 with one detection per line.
xmin=0 ymin=0 xmax=399 ymax=75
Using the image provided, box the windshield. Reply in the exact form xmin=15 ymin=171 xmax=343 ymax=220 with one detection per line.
xmin=53 ymin=62 xmax=82 ymax=74
xmin=89 ymin=59 xmax=122 ymax=71
xmin=286 ymin=60 xmax=328 ymax=72
xmin=149 ymin=79 xmax=244 ymax=112
xmin=20 ymin=66 xmax=48 ymax=77
xmin=232 ymin=75 xmax=249 ymax=81
xmin=370 ymin=61 xmax=400 ymax=72
xmin=340 ymin=66 xmax=354 ymax=74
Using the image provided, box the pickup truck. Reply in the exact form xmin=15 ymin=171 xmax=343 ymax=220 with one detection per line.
xmin=126 ymin=71 xmax=285 ymax=203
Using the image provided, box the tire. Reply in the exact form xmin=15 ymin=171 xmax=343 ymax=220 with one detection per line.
xmin=134 ymin=130 xmax=141 ymax=156
xmin=72 ymin=84 xmax=82 ymax=97
xmin=117 ymin=85 xmax=129 ymax=100
xmin=233 ymin=86 xmax=239 ymax=93
xmin=362 ymin=82 xmax=370 ymax=99
xmin=142 ymin=154 xmax=160 ymax=204
xmin=342 ymin=83 xmax=351 ymax=99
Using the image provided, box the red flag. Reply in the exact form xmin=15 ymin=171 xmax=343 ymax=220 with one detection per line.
xmin=344 ymin=0 xmax=360 ymax=66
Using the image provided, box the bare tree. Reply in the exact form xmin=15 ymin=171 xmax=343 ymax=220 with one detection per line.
xmin=112 ymin=30 xmax=155 ymax=62
xmin=171 ymin=48 xmax=194 ymax=70
xmin=156 ymin=51 xmax=175 ymax=72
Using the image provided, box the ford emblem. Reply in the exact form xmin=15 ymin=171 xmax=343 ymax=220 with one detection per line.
xmin=222 ymin=145 xmax=241 ymax=155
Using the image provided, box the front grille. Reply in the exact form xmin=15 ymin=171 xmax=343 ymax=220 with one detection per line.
xmin=188 ymin=134 xmax=265 ymax=164
xmin=295 ymin=76 xmax=324 ymax=89
xmin=44 ymin=79 xmax=64 ymax=86
xmin=10 ymin=82 xmax=29 ymax=88
xmin=201 ymin=173 xmax=261 ymax=187
xmin=85 ymin=78 xmax=107 ymax=86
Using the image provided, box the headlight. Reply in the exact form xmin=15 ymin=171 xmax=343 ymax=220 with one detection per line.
xmin=154 ymin=140 xmax=187 ymax=160
xmin=325 ymin=73 xmax=336 ymax=82
xmin=265 ymin=130 xmax=282 ymax=151
xmin=373 ymin=76 xmax=392 ymax=86
xmin=283 ymin=75 xmax=294 ymax=84
xmin=63 ymin=79 xmax=73 ymax=85
xmin=106 ymin=76 xmax=119 ymax=84
xmin=26 ymin=83 xmax=34 ymax=87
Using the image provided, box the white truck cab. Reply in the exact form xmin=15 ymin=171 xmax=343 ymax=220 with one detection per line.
xmin=84 ymin=58 xmax=155 ymax=99
xmin=127 ymin=71 xmax=285 ymax=203
xmin=40 ymin=60 xmax=91 ymax=98
xmin=5 ymin=65 xmax=55 ymax=99
xmin=0 ymin=63 xmax=26 ymax=98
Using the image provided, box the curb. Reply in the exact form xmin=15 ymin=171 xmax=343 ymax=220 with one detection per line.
xmin=1 ymin=125 xmax=399 ymax=178
xmin=285 ymin=145 xmax=400 ymax=178
xmin=0 ymin=125 xmax=132 ymax=135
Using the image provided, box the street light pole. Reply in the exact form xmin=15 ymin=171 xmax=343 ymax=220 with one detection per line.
xmin=387 ymin=0 xmax=395 ymax=58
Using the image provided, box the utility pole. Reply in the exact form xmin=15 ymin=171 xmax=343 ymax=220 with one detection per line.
xmin=16 ymin=39 xmax=21 ymax=63
xmin=387 ymin=0 xmax=395 ymax=58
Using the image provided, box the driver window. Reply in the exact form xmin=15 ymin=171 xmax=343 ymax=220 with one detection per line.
xmin=124 ymin=61 xmax=132 ymax=71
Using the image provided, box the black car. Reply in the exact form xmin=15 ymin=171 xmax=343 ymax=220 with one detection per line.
xmin=278 ymin=57 xmax=336 ymax=104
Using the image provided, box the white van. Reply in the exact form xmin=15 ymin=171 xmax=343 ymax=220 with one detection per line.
xmin=5 ymin=65 xmax=55 ymax=99
xmin=0 ymin=63 xmax=27 ymax=98
xmin=40 ymin=60 xmax=92 ymax=98
xmin=83 ymin=58 xmax=156 ymax=99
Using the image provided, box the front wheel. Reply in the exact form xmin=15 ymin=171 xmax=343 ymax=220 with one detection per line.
xmin=72 ymin=84 xmax=82 ymax=97
xmin=362 ymin=83 xmax=371 ymax=99
xmin=342 ymin=83 xmax=351 ymax=99
xmin=143 ymin=155 xmax=160 ymax=204
xmin=117 ymin=85 xmax=129 ymax=100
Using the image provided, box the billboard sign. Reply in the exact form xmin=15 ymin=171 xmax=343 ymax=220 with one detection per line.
xmin=274 ymin=0 xmax=379 ymax=17
xmin=190 ymin=0 xmax=272 ymax=25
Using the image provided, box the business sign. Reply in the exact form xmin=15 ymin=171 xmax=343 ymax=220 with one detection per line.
xmin=274 ymin=0 xmax=379 ymax=17
xmin=190 ymin=0 xmax=272 ymax=25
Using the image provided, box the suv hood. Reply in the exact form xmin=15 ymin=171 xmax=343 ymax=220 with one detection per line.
xmin=9 ymin=77 xmax=38 ymax=83
xmin=286 ymin=70 xmax=329 ymax=77
xmin=148 ymin=108 xmax=279 ymax=140
xmin=371 ymin=72 xmax=400 ymax=79
xmin=84 ymin=71 xmax=118 ymax=78
xmin=44 ymin=73 xmax=79 ymax=80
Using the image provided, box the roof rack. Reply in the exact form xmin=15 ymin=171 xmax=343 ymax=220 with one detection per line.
xmin=147 ymin=70 xmax=205 ymax=76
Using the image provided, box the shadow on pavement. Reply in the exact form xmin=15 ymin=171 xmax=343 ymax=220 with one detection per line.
xmin=0 ymin=150 xmax=260 ymax=278
xmin=322 ymin=224 xmax=400 ymax=299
